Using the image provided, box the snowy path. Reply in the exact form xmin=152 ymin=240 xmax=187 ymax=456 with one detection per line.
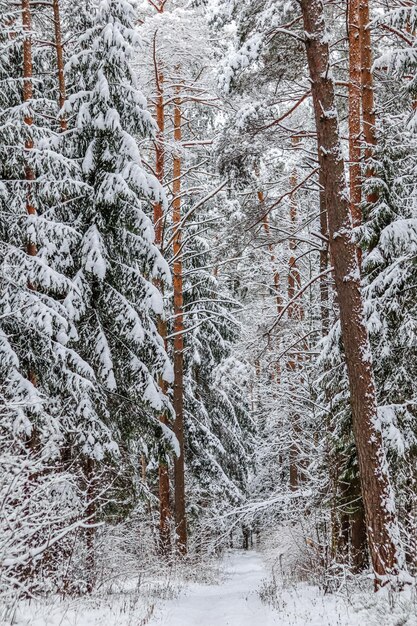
xmin=11 ymin=550 xmax=413 ymax=625
xmin=148 ymin=549 xmax=373 ymax=626
xmin=149 ymin=550 xmax=278 ymax=626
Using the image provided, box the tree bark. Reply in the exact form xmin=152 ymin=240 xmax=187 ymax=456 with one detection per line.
xmin=172 ymin=90 xmax=187 ymax=555
xmin=350 ymin=477 xmax=368 ymax=572
xmin=152 ymin=57 xmax=172 ymax=554
xmin=300 ymin=0 xmax=404 ymax=583
xmin=22 ymin=0 xmax=36 ymax=261
xmin=359 ymin=0 xmax=378 ymax=204
xmin=258 ymin=186 xmax=282 ymax=380
xmin=318 ymin=168 xmax=330 ymax=336
xmin=348 ymin=0 xmax=362 ymax=231
xmin=288 ymin=157 xmax=303 ymax=491
xmin=52 ymin=0 xmax=67 ymax=131
xmin=22 ymin=0 xmax=37 ymax=390
xmin=347 ymin=0 xmax=369 ymax=569
xmin=258 ymin=191 xmax=282 ymax=317
xmin=85 ymin=457 xmax=96 ymax=593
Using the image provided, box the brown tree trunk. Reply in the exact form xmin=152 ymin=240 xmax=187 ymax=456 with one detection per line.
xmin=154 ymin=66 xmax=165 ymax=247
xmin=359 ymin=0 xmax=377 ymax=204
xmin=22 ymin=0 xmax=37 ymax=392
xmin=350 ymin=477 xmax=368 ymax=572
xmin=258 ymin=191 xmax=282 ymax=316
xmin=287 ymin=155 xmax=303 ymax=491
xmin=152 ymin=58 xmax=172 ymax=554
xmin=22 ymin=0 xmax=36 ymax=261
xmin=319 ymin=169 xmax=330 ymax=336
xmin=172 ymin=90 xmax=187 ymax=555
xmin=348 ymin=0 xmax=362 ymax=231
xmin=85 ymin=457 xmax=96 ymax=593
xmin=300 ymin=0 xmax=404 ymax=583
xmin=347 ymin=0 xmax=369 ymax=569
xmin=258 ymin=187 xmax=282 ymax=379
xmin=52 ymin=0 xmax=67 ymax=131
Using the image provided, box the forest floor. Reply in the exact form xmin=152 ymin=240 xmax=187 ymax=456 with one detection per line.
xmin=8 ymin=548 xmax=417 ymax=625
xmin=148 ymin=550 xmax=363 ymax=626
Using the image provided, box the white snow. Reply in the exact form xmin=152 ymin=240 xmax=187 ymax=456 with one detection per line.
xmin=8 ymin=550 xmax=417 ymax=626
xmin=148 ymin=551 xmax=363 ymax=626
xmin=149 ymin=551 xmax=274 ymax=626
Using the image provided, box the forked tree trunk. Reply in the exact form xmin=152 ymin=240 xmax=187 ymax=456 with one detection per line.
xmin=300 ymin=0 xmax=404 ymax=584
xmin=172 ymin=90 xmax=187 ymax=555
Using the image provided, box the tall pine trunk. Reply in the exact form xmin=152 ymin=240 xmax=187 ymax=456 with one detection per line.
xmin=258 ymin=192 xmax=282 ymax=317
xmin=22 ymin=0 xmax=37 ymax=390
xmin=287 ymin=155 xmax=303 ymax=491
xmin=52 ymin=0 xmax=67 ymax=131
xmin=172 ymin=90 xmax=187 ymax=555
xmin=318 ymin=168 xmax=330 ymax=336
xmin=347 ymin=0 xmax=368 ymax=572
xmin=300 ymin=0 xmax=404 ymax=584
xmin=359 ymin=0 xmax=377 ymax=204
xmin=258 ymin=185 xmax=282 ymax=380
xmin=153 ymin=57 xmax=172 ymax=554
xmin=22 ymin=0 xmax=36 ymax=261
xmin=348 ymin=0 xmax=362 ymax=231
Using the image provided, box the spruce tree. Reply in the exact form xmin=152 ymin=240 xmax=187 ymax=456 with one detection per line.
xmin=180 ymin=227 xmax=255 ymax=527
xmin=0 ymin=2 xmax=112 ymax=594
xmin=63 ymin=0 xmax=174 ymax=498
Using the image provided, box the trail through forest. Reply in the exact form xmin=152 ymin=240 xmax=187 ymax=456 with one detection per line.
xmin=4 ymin=0 xmax=417 ymax=622
xmin=150 ymin=551 xmax=274 ymax=626
xmin=149 ymin=550 xmax=363 ymax=626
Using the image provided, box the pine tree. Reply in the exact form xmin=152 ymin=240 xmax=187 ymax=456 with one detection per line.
xmin=300 ymin=0 xmax=404 ymax=583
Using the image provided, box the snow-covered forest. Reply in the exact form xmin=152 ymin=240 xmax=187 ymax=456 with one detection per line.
xmin=1 ymin=0 xmax=417 ymax=624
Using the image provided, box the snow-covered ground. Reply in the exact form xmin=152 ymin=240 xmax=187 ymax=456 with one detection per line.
xmin=149 ymin=551 xmax=274 ymax=626
xmin=7 ymin=549 xmax=417 ymax=626
xmin=149 ymin=550 xmax=365 ymax=626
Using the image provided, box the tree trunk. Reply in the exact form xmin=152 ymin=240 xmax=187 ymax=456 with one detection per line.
xmin=154 ymin=66 xmax=165 ymax=247
xmin=22 ymin=0 xmax=37 ymax=390
xmin=300 ymin=0 xmax=404 ymax=583
xmin=52 ymin=0 xmax=67 ymax=131
xmin=258 ymin=191 xmax=282 ymax=316
xmin=348 ymin=0 xmax=362 ymax=231
xmin=22 ymin=0 xmax=36 ymax=261
xmin=359 ymin=0 xmax=378 ymax=204
xmin=172 ymin=90 xmax=187 ymax=555
xmin=152 ymin=58 xmax=172 ymax=554
xmin=350 ymin=477 xmax=368 ymax=572
xmin=288 ymin=158 xmax=302 ymax=491
xmin=85 ymin=457 xmax=96 ymax=593
xmin=258 ymin=187 xmax=282 ymax=380
xmin=319 ymin=168 xmax=330 ymax=336
xmin=347 ymin=0 xmax=369 ymax=568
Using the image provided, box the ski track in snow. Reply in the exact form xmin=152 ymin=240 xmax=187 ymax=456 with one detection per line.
xmin=149 ymin=550 xmax=362 ymax=626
